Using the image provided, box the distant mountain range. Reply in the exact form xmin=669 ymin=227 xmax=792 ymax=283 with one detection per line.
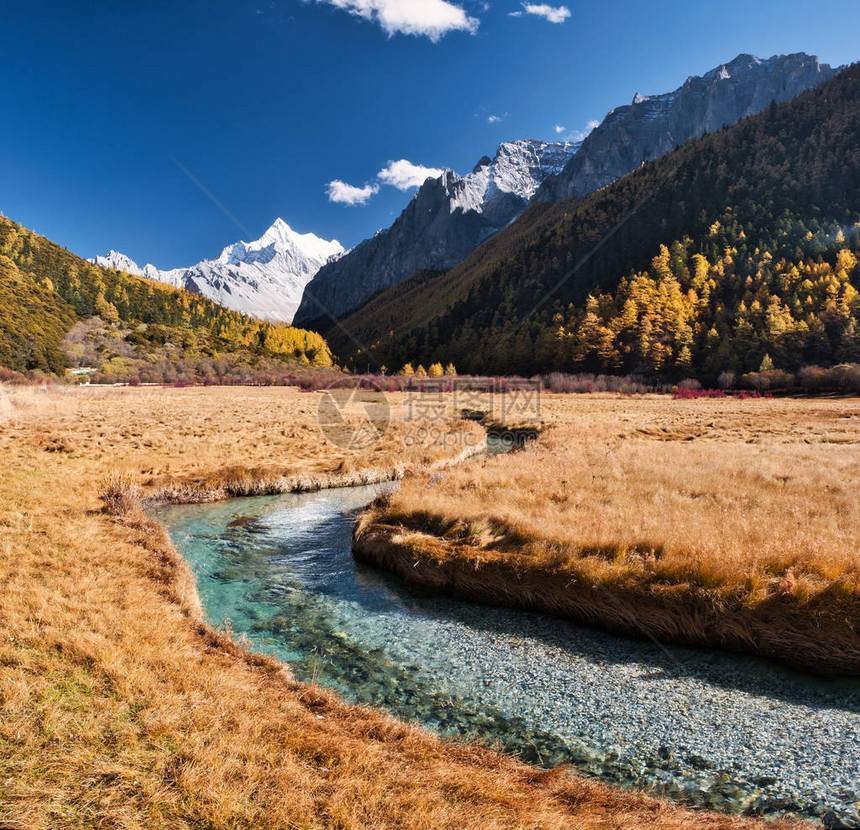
xmin=329 ymin=61 xmax=860 ymax=379
xmin=92 ymin=52 xmax=836 ymax=330
xmin=91 ymin=219 xmax=343 ymax=323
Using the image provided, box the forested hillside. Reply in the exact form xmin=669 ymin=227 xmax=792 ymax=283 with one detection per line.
xmin=331 ymin=64 xmax=860 ymax=381
xmin=0 ymin=217 xmax=332 ymax=378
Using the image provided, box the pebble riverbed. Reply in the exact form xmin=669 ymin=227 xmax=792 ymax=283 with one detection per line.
xmin=153 ymin=484 xmax=860 ymax=827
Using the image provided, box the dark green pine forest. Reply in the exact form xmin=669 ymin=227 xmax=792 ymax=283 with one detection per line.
xmin=328 ymin=63 xmax=860 ymax=382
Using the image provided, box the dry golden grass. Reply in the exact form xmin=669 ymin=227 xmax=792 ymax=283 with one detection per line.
xmin=0 ymin=384 xmax=774 ymax=829
xmin=356 ymin=394 xmax=860 ymax=674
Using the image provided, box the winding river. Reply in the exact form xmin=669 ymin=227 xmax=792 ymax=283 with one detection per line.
xmin=152 ymin=483 xmax=860 ymax=826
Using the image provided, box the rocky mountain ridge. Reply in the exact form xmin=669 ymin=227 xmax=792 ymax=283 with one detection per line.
xmin=293 ymin=139 xmax=578 ymax=325
xmin=539 ymin=52 xmax=837 ymax=201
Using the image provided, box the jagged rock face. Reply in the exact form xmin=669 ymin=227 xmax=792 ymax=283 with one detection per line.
xmin=540 ymin=53 xmax=836 ymax=202
xmin=294 ymin=139 xmax=577 ymax=325
xmin=90 ymin=219 xmax=343 ymax=323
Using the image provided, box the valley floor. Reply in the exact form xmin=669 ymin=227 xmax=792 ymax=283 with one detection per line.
xmin=356 ymin=394 xmax=860 ymax=676
xmin=0 ymin=385 xmax=781 ymax=829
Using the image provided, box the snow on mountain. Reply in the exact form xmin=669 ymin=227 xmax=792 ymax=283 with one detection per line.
xmin=294 ymin=139 xmax=579 ymax=324
xmin=90 ymin=219 xmax=344 ymax=324
xmin=447 ymin=139 xmax=578 ymax=220
xmin=91 ymin=250 xmax=147 ymax=275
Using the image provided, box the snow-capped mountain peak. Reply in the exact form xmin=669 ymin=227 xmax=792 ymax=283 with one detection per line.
xmin=254 ymin=217 xmax=342 ymax=260
xmin=217 ymin=218 xmax=343 ymax=270
xmin=91 ymin=250 xmax=146 ymax=274
xmin=89 ymin=220 xmax=343 ymax=324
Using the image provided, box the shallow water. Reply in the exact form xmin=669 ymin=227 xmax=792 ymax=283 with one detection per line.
xmin=153 ymin=484 xmax=860 ymax=823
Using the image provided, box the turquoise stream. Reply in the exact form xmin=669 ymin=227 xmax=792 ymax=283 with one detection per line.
xmin=152 ymin=484 xmax=860 ymax=824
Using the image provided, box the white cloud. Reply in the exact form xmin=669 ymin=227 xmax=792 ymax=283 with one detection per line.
xmin=517 ymin=3 xmax=570 ymax=23
xmin=377 ymin=159 xmax=444 ymax=191
xmin=326 ymin=179 xmax=380 ymax=206
xmin=554 ymin=124 xmax=565 ymax=134
xmin=566 ymin=118 xmax=600 ymax=142
xmin=317 ymin=0 xmax=478 ymax=41
xmin=488 ymin=114 xmax=502 ymax=124
xmin=327 ymin=158 xmax=446 ymax=204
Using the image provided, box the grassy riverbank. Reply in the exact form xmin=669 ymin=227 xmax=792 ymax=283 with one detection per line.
xmin=0 ymin=385 xmax=780 ymax=829
xmin=355 ymin=395 xmax=860 ymax=676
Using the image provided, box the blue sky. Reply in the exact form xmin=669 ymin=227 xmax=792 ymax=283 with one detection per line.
xmin=2 ymin=0 xmax=859 ymax=269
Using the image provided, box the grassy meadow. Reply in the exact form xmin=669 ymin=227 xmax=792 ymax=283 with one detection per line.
xmin=0 ymin=384 xmax=785 ymax=829
xmin=356 ymin=394 xmax=860 ymax=675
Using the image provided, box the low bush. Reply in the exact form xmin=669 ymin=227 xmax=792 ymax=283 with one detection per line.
xmin=98 ymin=473 xmax=142 ymax=518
